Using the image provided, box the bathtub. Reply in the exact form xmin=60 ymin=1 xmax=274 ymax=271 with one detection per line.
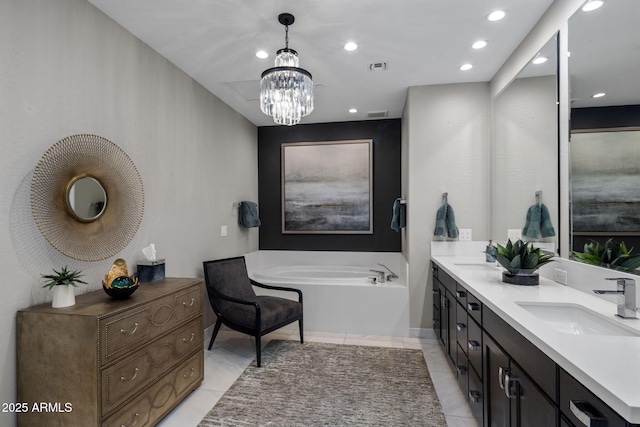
xmin=244 ymin=251 xmax=409 ymax=337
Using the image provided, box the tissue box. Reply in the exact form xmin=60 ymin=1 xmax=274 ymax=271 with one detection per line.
xmin=136 ymin=259 xmax=165 ymax=283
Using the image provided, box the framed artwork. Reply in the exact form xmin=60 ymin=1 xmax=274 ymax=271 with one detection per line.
xmin=571 ymin=127 xmax=640 ymax=234
xmin=281 ymin=139 xmax=373 ymax=234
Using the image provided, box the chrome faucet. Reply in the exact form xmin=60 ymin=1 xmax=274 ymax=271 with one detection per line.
xmin=377 ymin=263 xmax=399 ymax=281
xmin=593 ymin=277 xmax=638 ymax=319
xmin=369 ymin=269 xmax=386 ymax=283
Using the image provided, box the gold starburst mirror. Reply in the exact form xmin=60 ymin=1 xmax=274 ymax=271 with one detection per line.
xmin=31 ymin=134 xmax=144 ymax=261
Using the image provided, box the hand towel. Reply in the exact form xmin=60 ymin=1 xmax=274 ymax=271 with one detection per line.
xmin=445 ymin=203 xmax=459 ymax=239
xmin=522 ymin=203 xmax=555 ymax=238
xmin=539 ymin=203 xmax=556 ymax=237
xmin=239 ymin=201 xmax=261 ymax=228
xmin=391 ymin=198 xmax=406 ymax=232
xmin=434 ymin=204 xmax=448 ymax=236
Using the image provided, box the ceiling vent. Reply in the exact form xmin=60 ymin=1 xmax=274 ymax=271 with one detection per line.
xmin=369 ymin=62 xmax=388 ymax=71
xmin=366 ymin=110 xmax=388 ymax=119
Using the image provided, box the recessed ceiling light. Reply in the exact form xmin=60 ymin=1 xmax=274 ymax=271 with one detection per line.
xmin=472 ymin=40 xmax=488 ymax=49
xmin=460 ymin=63 xmax=473 ymax=71
xmin=349 ymin=108 xmax=358 ymax=113
xmin=344 ymin=42 xmax=358 ymax=51
xmin=592 ymin=92 xmax=606 ymax=98
xmin=487 ymin=10 xmax=506 ymax=21
xmin=532 ymin=56 xmax=548 ymax=65
xmin=582 ymin=0 xmax=604 ymax=12
xmin=256 ymin=50 xmax=268 ymax=59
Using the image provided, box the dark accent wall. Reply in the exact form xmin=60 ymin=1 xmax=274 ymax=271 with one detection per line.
xmin=571 ymin=105 xmax=640 ymax=251
xmin=257 ymin=119 xmax=401 ymax=252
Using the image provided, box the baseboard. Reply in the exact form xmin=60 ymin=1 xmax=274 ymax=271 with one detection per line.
xmin=409 ymin=328 xmax=436 ymax=339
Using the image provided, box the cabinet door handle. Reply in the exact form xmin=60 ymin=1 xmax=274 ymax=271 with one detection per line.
xmin=469 ymin=390 xmax=480 ymax=403
xmin=432 ymin=289 xmax=439 ymax=295
xmin=121 ymin=412 xmax=139 ymax=427
xmin=120 ymin=322 xmax=139 ymax=335
xmin=456 ymin=365 xmax=467 ymax=375
xmin=183 ymin=298 xmax=195 ymax=307
xmin=456 ymin=290 xmax=466 ymax=298
xmin=467 ymin=302 xmax=480 ymax=311
xmin=468 ymin=340 xmax=480 ymax=351
xmin=120 ymin=367 xmax=139 ymax=382
xmin=456 ymin=323 xmax=466 ymax=331
xmin=499 ymin=367 xmax=509 ymax=390
xmin=569 ymin=400 xmax=608 ymax=427
xmin=504 ymin=373 xmax=519 ymax=399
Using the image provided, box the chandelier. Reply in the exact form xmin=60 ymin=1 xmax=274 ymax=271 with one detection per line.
xmin=260 ymin=13 xmax=314 ymax=126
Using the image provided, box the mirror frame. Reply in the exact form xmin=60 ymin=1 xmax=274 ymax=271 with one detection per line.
xmin=31 ymin=134 xmax=144 ymax=262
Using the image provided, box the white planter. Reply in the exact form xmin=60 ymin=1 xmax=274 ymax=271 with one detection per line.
xmin=52 ymin=285 xmax=76 ymax=308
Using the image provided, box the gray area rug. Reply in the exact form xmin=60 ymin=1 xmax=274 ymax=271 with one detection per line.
xmin=198 ymin=340 xmax=447 ymax=426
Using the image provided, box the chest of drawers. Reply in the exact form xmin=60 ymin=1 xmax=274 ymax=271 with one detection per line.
xmin=17 ymin=278 xmax=204 ymax=426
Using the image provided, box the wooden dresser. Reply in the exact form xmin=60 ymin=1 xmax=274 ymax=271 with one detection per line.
xmin=17 ymin=277 xmax=204 ymax=427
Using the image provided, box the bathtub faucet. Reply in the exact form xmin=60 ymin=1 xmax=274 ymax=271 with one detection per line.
xmin=377 ymin=263 xmax=399 ymax=282
xmin=369 ymin=269 xmax=386 ymax=283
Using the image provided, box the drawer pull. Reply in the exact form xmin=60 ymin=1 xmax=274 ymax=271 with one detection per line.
xmin=120 ymin=322 xmax=139 ymax=335
xmin=468 ymin=340 xmax=480 ymax=351
xmin=183 ymin=367 xmax=196 ymax=379
xmin=467 ymin=302 xmax=480 ymax=311
xmin=469 ymin=390 xmax=480 ymax=403
xmin=456 ymin=365 xmax=467 ymax=375
xmin=456 ymin=290 xmax=466 ymax=298
xmin=456 ymin=323 xmax=466 ymax=331
xmin=569 ymin=400 xmax=608 ymax=427
xmin=504 ymin=373 xmax=519 ymax=399
xmin=499 ymin=367 xmax=509 ymax=390
xmin=121 ymin=412 xmax=139 ymax=427
xmin=120 ymin=367 xmax=139 ymax=382
xmin=183 ymin=332 xmax=195 ymax=343
xmin=183 ymin=298 xmax=195 ymax=307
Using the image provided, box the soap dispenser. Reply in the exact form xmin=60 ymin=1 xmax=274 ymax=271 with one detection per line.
xmin=486 ymin=240 xmax=496 ymax=262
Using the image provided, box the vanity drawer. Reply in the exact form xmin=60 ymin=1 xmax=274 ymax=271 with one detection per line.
xmin=103 ymin=351 xmax=203 ymax=427
xmin=437 ymin=268 xmax=457 ymax=294
xmin=466 ymin=292 xmax=482 ymax=325
xmin=468 ymin=363 xmax=483 ymax=425
xmin=455 ymin=282 xmax=468 ymax=306
xmin=560 ymin=368 xmax=628 ymax=427
xmin=456 ymin=302 xmax=468 ymax=354
xmin=456 ymin=344 xmax=469 ymax=396
xmin=467 ymin=317 xmax=482 ymax=378
xmin=100 ymin=283 xmax=202 ymax=364
xmin=101 ymin=316 xmax=203 ymax=415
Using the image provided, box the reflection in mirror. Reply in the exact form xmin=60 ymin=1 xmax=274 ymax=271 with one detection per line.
xmin=492 ymin=34 xmax=559 ymax=251
xmin=569 ymin=0 xmax=640 ymax=268
xmin=65 ymin=175 xmax=107 ymax=222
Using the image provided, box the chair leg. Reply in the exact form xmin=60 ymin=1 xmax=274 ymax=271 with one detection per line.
xmin=299 ymin=319 xmax=304 ymax=344
xmin=255 ymin=334 xmax=262 ymax=367
xmin=208 ymin=317 xmax=223 ymax=350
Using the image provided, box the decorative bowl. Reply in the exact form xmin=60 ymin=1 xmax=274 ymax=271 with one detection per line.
xmin=103 ymin=275 xmax=139 ymax=299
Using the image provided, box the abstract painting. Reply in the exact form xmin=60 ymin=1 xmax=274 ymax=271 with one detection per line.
xmin=282 ymin=139 xmax=373 ymax=234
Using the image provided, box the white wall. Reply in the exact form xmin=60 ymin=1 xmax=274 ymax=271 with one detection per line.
xmin=0 ymin=0 xmax=258 ymax=424
xmin=404 ymin=83 xmax=491 ymax=329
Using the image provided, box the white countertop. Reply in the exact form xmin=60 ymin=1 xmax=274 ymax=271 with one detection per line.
xmin=431 ymin=255 xmax=640 ymax=423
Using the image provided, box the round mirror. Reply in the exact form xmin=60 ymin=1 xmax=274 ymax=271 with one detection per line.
xmin=65 ymin=175 xmax=107 ymax=222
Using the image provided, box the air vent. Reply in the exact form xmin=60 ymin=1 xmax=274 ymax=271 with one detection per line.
xmin=369 ymin=62 xmax=388 ymax=71
xmin=366 ymin=110 xmax=388 ymax=119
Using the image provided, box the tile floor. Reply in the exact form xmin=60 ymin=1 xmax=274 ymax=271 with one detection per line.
xmin=157 ymin=327 xmax=478 ymax=427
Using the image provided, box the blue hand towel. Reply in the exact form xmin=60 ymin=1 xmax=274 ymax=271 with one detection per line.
xmin=239 ymin=201 xmax=261 ymax=228
xmin=391 ymin=198 xmax=406 ymax=232
xmin=434 ymin=204 xmax=448 ymax=236
xmin=522 ymin=203 xmax=555 ymax=238
xmin=445 ymin=204 xmax=459 ymax=239
xmin=540 ymin=203 xmax=555 ymax=238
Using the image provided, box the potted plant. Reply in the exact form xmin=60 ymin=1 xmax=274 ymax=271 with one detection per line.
xmin=42 ymin=266 xmax=87 ymax=308
xmin=491 ymin=239 xmax=554 ymax=285
xmin=570 ymin=238 xmax=640 ymax=272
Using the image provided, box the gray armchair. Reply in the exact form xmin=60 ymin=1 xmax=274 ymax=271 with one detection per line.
xmin=203 ymin=256 xmax=303 ymax=367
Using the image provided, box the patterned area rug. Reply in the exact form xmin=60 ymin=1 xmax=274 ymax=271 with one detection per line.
xmin=198 ymin=340 xmax=447 ymax=426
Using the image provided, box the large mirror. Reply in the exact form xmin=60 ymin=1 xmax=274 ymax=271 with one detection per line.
xmin=568 ymin=0 xmax=640 ymax=269
xmin=492 ymin=34 xmax=559 ymax=251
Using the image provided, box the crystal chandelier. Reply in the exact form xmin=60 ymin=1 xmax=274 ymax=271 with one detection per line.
xmin=260 ymin=13 xmax=314 ymax=126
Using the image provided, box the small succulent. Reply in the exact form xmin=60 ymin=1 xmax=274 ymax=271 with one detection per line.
xmin=490 ymin=239 xmax=555 ymax=274
xmin=41 ymin=266 xmax=88 ymax=290
xmin=570 ymin=239 xmax=640 ymax=272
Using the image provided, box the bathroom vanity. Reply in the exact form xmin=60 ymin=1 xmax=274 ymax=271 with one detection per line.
xmin=17 ymin=278 xmax=204 ymax=427
xmin=431 ymin=254 xmax=640 ymax=426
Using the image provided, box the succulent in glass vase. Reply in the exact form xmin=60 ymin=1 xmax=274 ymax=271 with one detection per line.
xmin=490 ymin=239 xmax=554 ymax=285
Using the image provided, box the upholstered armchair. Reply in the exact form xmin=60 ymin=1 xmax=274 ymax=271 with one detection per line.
xmin=203 ymin=256 xmax=303 ymax=367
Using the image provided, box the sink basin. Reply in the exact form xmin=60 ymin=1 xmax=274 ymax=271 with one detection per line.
xmin=454 ymin=263 xmax=500 ymax=271
xmin=516 ymin=302 xmax=640 ymax=337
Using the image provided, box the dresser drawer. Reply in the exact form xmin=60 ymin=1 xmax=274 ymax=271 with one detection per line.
xmin=101 ymin=316 xmax=203 ymax=416
xmin=103 ymin=351 xmax=203 ymax=427
xmin=100 ymin=283 xmax=202 ymax=364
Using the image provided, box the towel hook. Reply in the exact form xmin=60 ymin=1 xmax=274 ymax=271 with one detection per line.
xmin=442 ymin=192 xmax=448 ymax=204
xmin=535 ymin=191 xmax=542 ymax=205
